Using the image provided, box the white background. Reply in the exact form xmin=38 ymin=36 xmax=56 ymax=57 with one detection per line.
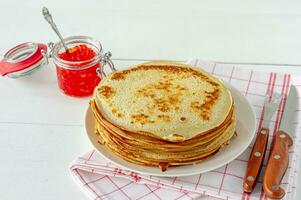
xmin=0 ymin=0 xmax=301 ymax=199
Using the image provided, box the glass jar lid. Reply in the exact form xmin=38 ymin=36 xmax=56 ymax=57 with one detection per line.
xmin=0 ymin=42 xmax=48 ymax=78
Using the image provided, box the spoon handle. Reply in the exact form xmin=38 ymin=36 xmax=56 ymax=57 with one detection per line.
xmin=42 ymin=7 xmax=69 ymax=53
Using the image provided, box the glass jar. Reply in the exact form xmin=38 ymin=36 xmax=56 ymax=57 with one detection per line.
xmin=51 ymin=35 xmax=115 ymax=97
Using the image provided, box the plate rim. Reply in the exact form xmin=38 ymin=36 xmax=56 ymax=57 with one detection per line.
xmin=85 ymin=83 xmax=256 ymax=177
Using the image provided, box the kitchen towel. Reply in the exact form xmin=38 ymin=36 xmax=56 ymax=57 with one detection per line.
xmin=70 ymin=59 xmax=301 ymax=200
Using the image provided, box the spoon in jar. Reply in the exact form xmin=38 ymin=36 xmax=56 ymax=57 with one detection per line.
xmin=42 ymin=7 xmax=69 ymax=53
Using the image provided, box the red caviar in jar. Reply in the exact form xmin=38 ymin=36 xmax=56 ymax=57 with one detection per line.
xmin=55 ymin=44 xmax=101 ymax=97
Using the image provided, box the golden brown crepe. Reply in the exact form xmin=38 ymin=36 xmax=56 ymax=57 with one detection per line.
xmin=90 ymin=61 xmax=236 ymax=171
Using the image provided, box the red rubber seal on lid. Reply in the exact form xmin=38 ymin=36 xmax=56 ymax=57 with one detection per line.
xmin=0 ymin=43 xmax=47 ymax=76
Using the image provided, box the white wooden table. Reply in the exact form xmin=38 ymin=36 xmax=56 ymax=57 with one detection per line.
xmin=0 ymin=1 xmax=300 ymax=199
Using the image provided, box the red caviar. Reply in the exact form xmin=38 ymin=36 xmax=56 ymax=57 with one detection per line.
xmin=55 ymin=44 xmax=101 ymax=97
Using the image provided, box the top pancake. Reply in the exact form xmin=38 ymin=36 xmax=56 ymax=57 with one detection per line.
xmin=94 ymin=61 xmax=233 ymax=141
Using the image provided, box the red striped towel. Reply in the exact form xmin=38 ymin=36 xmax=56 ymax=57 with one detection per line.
xmin=70 ymin=60 xmax=301 ymax=200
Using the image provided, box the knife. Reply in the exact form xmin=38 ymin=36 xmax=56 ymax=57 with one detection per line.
xmin=243 ymin=92 xmax=282 ymax=193
xmin=263 ymin=85 xmax=297 ymax=199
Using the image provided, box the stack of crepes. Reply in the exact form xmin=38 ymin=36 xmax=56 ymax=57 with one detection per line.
xmin=90 ymin=61 xmax=236 ymax=171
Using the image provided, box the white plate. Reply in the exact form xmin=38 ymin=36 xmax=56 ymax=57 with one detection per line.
xmin=85 ymin=84 xmax=256 ymax=177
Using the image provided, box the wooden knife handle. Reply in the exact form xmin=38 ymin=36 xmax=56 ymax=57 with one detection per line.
xmin=243 ymin=127 xmax=269 ymax=193
xmin=263 ymin=130 xmax=293 ymax=199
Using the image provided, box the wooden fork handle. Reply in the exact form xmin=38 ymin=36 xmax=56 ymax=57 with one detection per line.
xmin=263 ymin=130 xmax=293 ymax=199
xmin=243 ymin=127 xmax=269 ymax=193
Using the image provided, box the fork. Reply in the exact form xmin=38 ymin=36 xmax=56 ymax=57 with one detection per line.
xmin=243 ymin=91 xmax=282 ymax=193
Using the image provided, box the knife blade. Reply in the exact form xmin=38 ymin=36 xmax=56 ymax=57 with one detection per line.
xmin=279 ymin=86 xmax=297 ymax=135
xmin=263 ymin=85 xmax=297 ymax=199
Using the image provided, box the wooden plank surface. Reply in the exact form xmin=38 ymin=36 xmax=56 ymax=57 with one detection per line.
xmin=0 ymin=0 xmax=301 ymax=64
xmin=0 ymin=1 xmax=301 ymax=199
